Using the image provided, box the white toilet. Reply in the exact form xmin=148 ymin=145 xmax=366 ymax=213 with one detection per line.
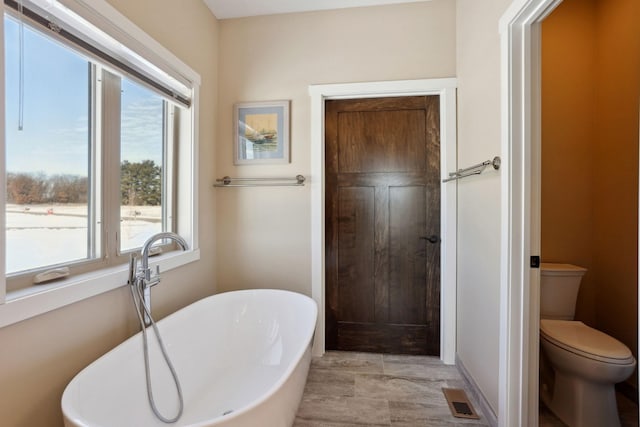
xmin=539 ymin=263 xmax=636 ymax=427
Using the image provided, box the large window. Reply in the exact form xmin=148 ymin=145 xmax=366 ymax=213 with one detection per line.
xmin=5 ymin=14 xmax=93 ymax=274
xmin=120 ymin=78 xmax=169 ymax=252
xmin=1 ymin=0 xmax=198 ymax=298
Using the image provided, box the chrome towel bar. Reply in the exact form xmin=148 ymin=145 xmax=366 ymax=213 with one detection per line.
xmin=442 ymin=156 xmax=501 ymax=183
xmin=214 ymin=175 xmax=306 ymax=187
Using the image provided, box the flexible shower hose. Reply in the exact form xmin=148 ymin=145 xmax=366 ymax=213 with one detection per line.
xmin=130 ymin=279 xmax=184 ymax=423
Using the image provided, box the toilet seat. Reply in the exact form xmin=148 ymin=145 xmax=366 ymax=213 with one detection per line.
xmin=540 ymin=319 xmax=634 ymax=365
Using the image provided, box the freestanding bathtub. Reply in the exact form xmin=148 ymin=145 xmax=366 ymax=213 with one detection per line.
xmin=62 ymin=289 xmax=317 ymax=427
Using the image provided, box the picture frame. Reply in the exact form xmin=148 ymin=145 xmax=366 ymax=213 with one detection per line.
xmin=233 ymin=100 xmax=290 ymax=165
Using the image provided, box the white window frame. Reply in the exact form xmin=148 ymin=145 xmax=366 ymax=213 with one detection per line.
xmin=0 ymin=0 xmax=201 ymax=328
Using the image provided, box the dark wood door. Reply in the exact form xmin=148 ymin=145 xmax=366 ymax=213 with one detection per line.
xmin=325 ymin=96 xmax=440 ymax=356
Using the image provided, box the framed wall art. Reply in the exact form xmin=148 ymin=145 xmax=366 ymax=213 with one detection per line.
xmin=233 ymin=100 xmax=290 ymax=165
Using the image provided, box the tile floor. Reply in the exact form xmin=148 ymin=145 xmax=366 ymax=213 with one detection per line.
xmin=539 ymin=393 xmax=639 ymax=427
xmin=294 ymin=351 xmax=488 ymax=427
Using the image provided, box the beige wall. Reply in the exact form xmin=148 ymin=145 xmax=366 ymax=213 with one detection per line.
xmin=215 ymin=1 xmax=456 ymax=294
xmin=0 ymin=1 xmax=219 ymax=425
xmin=455 ymin=0 xmax=512 ymax=414
xmin=541 ymin=0 xmax=639 ymax=384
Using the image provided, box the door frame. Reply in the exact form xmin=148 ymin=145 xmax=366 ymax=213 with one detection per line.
xmin=499 ymin=1 xmax=579 ymax=426
xmin=308 ymin=78 xmax=458 ymax=364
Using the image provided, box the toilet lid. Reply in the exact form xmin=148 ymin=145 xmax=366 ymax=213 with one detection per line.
xmin=540 ymin=319 xmax=635 ymax=364
xmin=540 ymin=263 xmax=587 ymax=273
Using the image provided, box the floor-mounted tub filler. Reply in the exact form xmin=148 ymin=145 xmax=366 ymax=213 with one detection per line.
xmin=61 ymin=289 xmax=318 ymax=426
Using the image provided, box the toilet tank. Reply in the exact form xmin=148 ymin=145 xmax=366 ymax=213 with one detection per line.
xmin=540 ymin=263 xmax=587 ymax=320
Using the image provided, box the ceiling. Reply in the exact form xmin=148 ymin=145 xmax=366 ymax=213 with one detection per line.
xmin=203 ymin=0 xmax=430 ymax=20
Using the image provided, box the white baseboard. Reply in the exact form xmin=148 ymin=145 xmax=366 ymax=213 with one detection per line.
xmin=456 ymin=354 xmax=498 ymax=427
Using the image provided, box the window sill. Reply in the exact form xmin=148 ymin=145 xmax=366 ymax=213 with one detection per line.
xmin=0 ymin=249 xmax=200 ymax=329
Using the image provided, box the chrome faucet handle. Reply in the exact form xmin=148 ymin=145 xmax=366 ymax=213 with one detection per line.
xmin=128 ymin=254 xmax=138 ymax=286
xmin=148 ymin=265 xmax=161 ymax=287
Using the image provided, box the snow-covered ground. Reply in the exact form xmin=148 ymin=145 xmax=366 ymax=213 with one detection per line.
xmin=6 ymin=204 xmax=161 ymax=273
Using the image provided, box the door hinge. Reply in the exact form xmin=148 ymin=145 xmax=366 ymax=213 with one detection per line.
xmin=530 ymin=256 xmax=540 ymax=268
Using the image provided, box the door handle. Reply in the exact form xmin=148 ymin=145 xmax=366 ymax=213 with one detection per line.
xmin=420 ymin=235 xmax=441 ymax=244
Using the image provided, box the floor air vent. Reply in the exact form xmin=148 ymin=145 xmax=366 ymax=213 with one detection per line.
xmin=442 ymin=388 xmax=480 ymax=419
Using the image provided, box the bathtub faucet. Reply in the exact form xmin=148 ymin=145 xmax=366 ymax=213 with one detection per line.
xmin=129 ymin=232 xmax=189 ymax=325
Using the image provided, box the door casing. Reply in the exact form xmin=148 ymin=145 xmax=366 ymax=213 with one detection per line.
xmin=308 ymin=78 xmax=458 ymax=364
xmin=501 ymin=1 xmax=640 ymax=426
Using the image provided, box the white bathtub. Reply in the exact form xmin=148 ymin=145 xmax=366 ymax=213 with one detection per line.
xmin=62 ymin=289 xmax=317 ymax=427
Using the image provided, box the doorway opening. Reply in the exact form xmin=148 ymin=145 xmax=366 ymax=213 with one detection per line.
xmin=500 ymin=0 xmax=640 ymax=425
xmin=539 ymin=0 xmax=639 ymax=424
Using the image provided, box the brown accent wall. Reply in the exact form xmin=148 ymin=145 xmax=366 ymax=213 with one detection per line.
xmin=542 ymin=0 xmax=639 ymax=387
xmin=541 ymin=0 xmax=598 ymax=325
xmin=593 ymin=0 xmax=640 ymax=380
